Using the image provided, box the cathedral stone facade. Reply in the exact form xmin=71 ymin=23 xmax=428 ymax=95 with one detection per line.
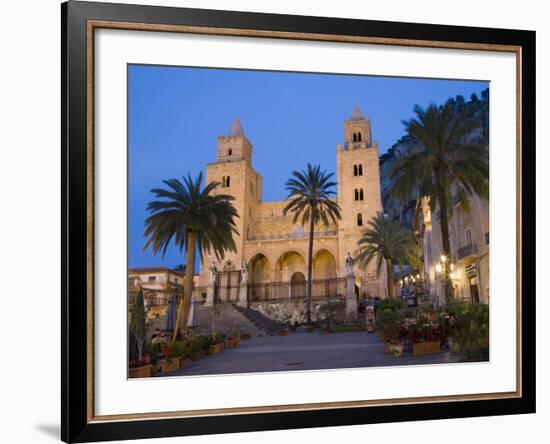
xmin=198 ymin=107 xmax=387 ymax=302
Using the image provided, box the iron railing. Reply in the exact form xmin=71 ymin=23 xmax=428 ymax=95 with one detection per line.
xmin=247 ymin=277 xmax=347 ymax=302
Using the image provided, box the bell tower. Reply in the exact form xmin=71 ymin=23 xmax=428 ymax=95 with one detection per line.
xmin=336 ymin=106 xmax=385 ymax=297
xmin=344 ymin=106 xmax=372 ymax=146
xmin=201 ymin=118 xmax=262 ymax=286
xmin=216 ymin=118 xmax=253 ymax=163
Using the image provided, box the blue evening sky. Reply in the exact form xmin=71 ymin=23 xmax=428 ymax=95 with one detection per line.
xmin=128 ymin=64 xmax=488 ymax=269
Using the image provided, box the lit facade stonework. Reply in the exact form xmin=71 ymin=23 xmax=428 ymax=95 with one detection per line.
xmin=198 ymin=108 xmax=386 ymax=300
xmin=417 ymin=193 xmax=489 ymax=305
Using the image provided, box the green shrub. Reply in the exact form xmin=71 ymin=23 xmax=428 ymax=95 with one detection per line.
xmin=211 ymin=332 xmax=224 ymax=345
xmin=447 ymin=301 xmax=489 ymax=362
xmin=376 ymin=308 xmax=404 ymax=342
xmin=146 ymin=342 xmax=161 ymax=365
xmin=375 ymin=298 xmax=405 ymax=315
xmin=168 ymin=340 xmax=188 ymax=359
xmin=318 ymin=299 xmax=346 ymax=329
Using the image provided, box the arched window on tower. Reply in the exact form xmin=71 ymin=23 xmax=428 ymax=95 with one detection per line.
xmin=221 ymin=176 xmax=226 ymax=187
xmin=358 ymin=164 xmax=363 ymax=176
xmin=228 ymin=149 xmax=232 ymax=156
xmin=359 ymin=189 xmax=364 ymax=200
xmin=354 ymin=189 xmax=359 ymax=201
xmin=226 ymin=176 xmax=231 ymax=187
xmin=352 ymin=133 xmax=357 ymax=142
xmin=357 ymin=132 xmax=362 ymax=142
xmin=357 ymin=213 xmax=363 ymax=226
xmin=353 ymin=165 xmax=358 ymax=176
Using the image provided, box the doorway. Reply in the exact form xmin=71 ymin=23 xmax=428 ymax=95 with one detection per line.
xmin=469 ymin=276 xmax=480 ymax=303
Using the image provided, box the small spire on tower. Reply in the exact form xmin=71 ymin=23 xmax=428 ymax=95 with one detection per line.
xmin=349 ymin=106 xmax=366 ymax=121
xmin=228 ymin=117 xmax=245 ymax=137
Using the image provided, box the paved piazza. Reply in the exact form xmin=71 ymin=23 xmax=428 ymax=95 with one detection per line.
xmin=160 ymin=331 xmax=461 ymax=377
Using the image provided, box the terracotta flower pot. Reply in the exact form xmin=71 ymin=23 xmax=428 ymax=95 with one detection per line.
xmin=413 ymin=341 xmax=440 ymax=356
xmin=225 ymin=338 xmax=234 ymax=349
xmin=388 ymin=343 xmax=404 ymax=357
xmin=160 ymin=358 xmax=180 ymax=373
xmin=209 ymin=343 xmax=223 ymax=354
xmin=129 ymin=364 xmax=152 ymax=379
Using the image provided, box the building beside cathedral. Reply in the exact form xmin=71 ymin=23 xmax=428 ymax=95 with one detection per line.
xmin=195 ymin=107 xmax=387 ymax=304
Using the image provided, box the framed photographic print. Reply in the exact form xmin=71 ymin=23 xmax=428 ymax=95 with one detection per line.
xmin=61 ymin=1 xmax=536 ymax=442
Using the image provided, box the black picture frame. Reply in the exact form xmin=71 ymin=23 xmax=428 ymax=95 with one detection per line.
xmin=62 ymin=1 xmax=536 ymax=442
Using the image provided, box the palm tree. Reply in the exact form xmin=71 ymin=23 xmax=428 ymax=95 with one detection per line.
xmin=389 ymin=102 xmax=488 ymax=302
xmin=143 ymin=172 xmax=239 ymax=341
xmin=355 ymin=213 xmax=416 ymax=298
xmin=283 ymin=164 xmax=341 ymax=323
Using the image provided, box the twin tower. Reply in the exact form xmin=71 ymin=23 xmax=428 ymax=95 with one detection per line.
xmin=200 ymin=107 xmax=385 ymax=298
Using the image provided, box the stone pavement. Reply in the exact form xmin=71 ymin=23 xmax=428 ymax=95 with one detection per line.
xmin=159 ymin=330 xmax=461 ymax=377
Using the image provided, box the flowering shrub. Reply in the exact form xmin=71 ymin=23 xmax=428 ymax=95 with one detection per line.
xmin=129 ymin=358 xmax=147 ymax=368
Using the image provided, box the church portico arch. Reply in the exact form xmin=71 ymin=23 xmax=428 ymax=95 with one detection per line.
xmin=247 ymin=253 xmax=272 ymax=284
xmin=312 ymin=248 xmax=338 ymax=280
xmin=275 ymin=250 xmax=306 ymax=282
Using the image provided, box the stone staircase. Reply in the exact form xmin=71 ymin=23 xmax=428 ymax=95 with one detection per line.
xmin=193 ymin=304 xmax=265 ymax=338
xmin=234 ymin=306 xmax=286 ymax=336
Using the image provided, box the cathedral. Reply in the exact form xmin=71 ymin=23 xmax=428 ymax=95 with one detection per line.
xmin=197 ymin=107 xmax=387 ymax=302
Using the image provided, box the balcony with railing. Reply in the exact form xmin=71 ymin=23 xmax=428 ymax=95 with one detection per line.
xmin=457 ymin=243 xmax=478 ymax=261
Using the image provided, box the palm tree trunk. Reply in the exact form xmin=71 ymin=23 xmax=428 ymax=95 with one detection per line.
xmin=306 ymin=212 xmax=315 ymax=324
xmin=437 ymin=186 xmax=453 ymax=303
xmin=172 ymin=230 xmax=197 ymax=341
xmin=386 ymin=257 xmax=395 ymax=298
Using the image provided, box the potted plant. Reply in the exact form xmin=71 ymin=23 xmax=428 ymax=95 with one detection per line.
xmin=209 ymin=332 xmax=224 ymax=354
xmin=225 ymin=334 xmax=235 ymax=349
xmin=378 ymin=308 xmax=405 ymax=357
xmin=128 ymin=358 xmax=152 ymax=378
xmin=161 ymin=354 xmax=180 ymax=373
xmin=187 ymin=337 xmax=204 ymax=361
xmin=167 ymin=340 xmax=188 ymax=371
xmin=199 ymin=335 xmax=212 ymax=355
xmin=146 ymin=341 xmax=162 ymax=376
xmin=410 ymin=323 xmax=441 ymax=355
xmin=232 ymin=327 xmax=241 ymax=347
